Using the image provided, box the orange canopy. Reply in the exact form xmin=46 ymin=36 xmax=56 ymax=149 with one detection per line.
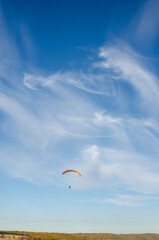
xmin=62 ymin=169 xmax=81 ymax=176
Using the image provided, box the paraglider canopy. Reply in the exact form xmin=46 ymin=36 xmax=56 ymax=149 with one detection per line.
xmin=62 ymin=169 xmax=81 ymax=176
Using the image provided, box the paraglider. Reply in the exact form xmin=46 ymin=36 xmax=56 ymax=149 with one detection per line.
xmin=62 ymin=169 xmax=81 ymax=189
xmin=62 ymin=169 xmax=81 ymax=176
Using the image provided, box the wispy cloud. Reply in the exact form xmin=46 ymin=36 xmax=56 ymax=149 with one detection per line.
xmin=92 ymin=194 xmax=159 ymax=206
xmin=20 ymin=23 xmax=35 ymax=60
xmin=136 ymin=0 xmax=159 ymax=45
xmin=0 ymin=7 xmax=21 ymax=82
xmin=23 ymin=70 xmax=114 ymax=95
xmin=75 ymin=144 xmax=159 ymax=193
xmin=96 ymin=43 xmax=159 ymax=108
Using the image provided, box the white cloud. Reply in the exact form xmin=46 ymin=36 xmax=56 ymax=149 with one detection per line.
xmin=92 ymin=194 xmax=159 ymax=206
xmin=94 ymin=111 xmax=121 ymax=125
xmin=23 ymin=70 xmax=115 ymax=95
xmin=74 ymin=144 xmax=159 ymax=193
xmin=0 ymin=7 xmax=21 ymax=82
xmin=136 ymin=0 xmax=159 ymax=45
xmin=97 ymin=44 xmax=159 ymax=108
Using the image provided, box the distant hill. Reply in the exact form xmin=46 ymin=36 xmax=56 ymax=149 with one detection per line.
xmin=1 ymin=231 xmax=159 ymax=240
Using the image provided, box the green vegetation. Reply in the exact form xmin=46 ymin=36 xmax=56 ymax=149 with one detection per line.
xmin=1 ymin=231 xmax=159 ymax=240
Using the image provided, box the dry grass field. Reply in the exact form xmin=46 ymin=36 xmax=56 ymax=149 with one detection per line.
xmin=1 ymin=231 xmax=159 ymax=240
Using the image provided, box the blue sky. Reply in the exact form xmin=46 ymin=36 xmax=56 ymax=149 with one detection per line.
xmin=1 ymin=0 xmax=159 ymax=233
